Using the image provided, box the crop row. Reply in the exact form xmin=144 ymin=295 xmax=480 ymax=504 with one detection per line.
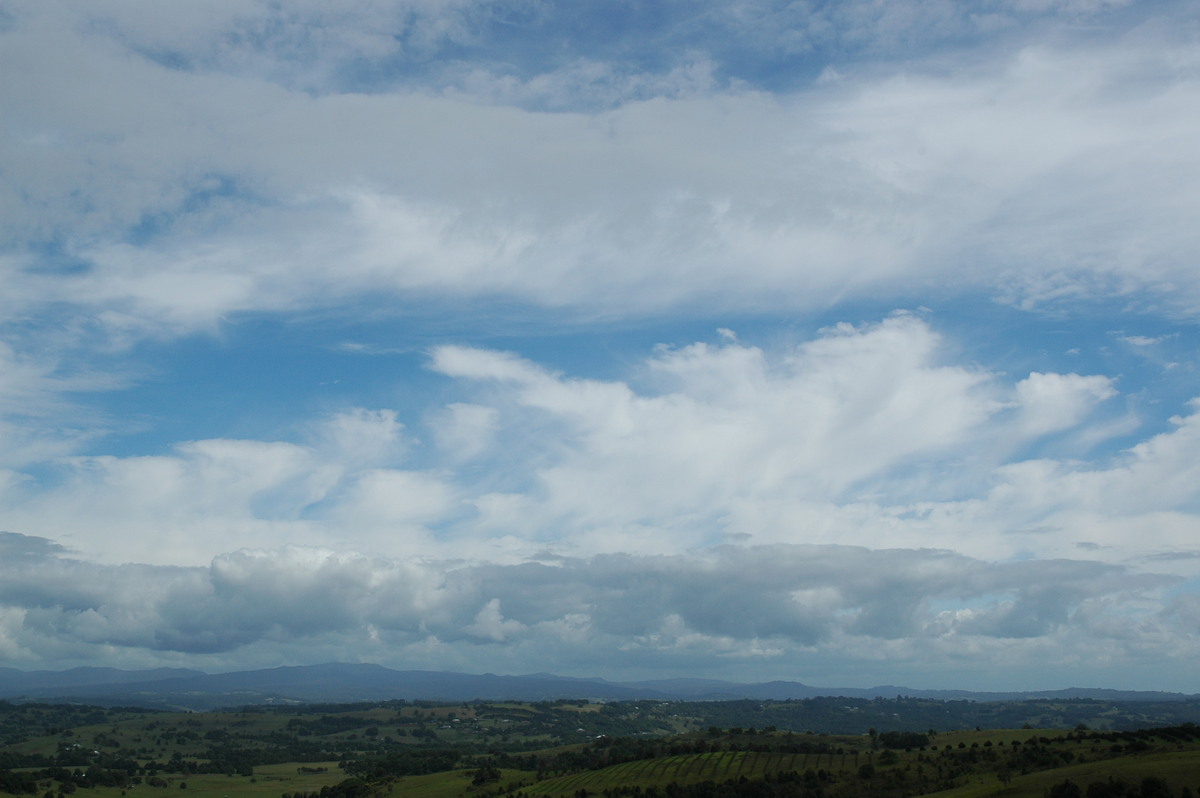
xmin=528 ymin=749 xmax=868 ymax=796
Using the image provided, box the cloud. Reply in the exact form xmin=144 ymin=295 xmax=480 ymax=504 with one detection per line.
xmin=0 ymin=340 xmax=125 ymax=469
xmin=0 ymin=535 xmax=1186 ymax=687
xmin=0 ymin=531 xmax=70 ymax=560
xmin=426 ymin=315 xmax=1137 ymax=561
xmin=0 ymin=315 xmax=1183 ymax=574
xmin=3 ymin=6 xmax=1200 ymax=358
xmin=22 ymin=0 xmax=494 ymax=93
xmin=1012 ymin=372 xmax=1116 ymax=438
xmin=428 ymin=403 xmax=500 ymax=463
xmin=464 ymin=598 xmax=526 ymax=642
xmin=307 ymin=408 xmax=408 ymax=470
xmin=15 ymin=0 xmax=1151 ymax=103
xmin=1121 ymin=335 xmax=1171 ymax=347
xmin=0 ymin=408 xmax=456 ymax=566
xmin=2 ymin=1 xmax=1198 ymax=689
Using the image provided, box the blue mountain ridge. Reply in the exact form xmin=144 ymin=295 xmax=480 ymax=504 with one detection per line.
xmin=0 ymin=663 xmax=1193 ymax=710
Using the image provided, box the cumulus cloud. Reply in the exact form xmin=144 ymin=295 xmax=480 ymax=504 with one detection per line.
xmin=0 ymin=534 xmax=1186 ymax=687
xmin=423 ymin=315 xmax=1141 ymax=562
xmin=464 ymin=599 xmax=527 ymax=642
xmin=0 ymin=316 xmax=1185 ymax=574
xmin=0 ymin=408 xmax=457 ymax=565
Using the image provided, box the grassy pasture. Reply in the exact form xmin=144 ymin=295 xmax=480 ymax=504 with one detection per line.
xmin=380 ymin=767 xmax=537 ymax=798
xmin=8 ymin=711 xmax=300 ymax=759
xmin=3 ymin=764 xmax=345 ymax=798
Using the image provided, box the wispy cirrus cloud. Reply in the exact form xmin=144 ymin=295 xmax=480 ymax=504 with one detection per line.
xmin=4 ymin=7 xmax=1200 ymax=350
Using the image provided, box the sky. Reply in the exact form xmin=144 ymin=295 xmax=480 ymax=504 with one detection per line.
xmin=1 ymin=0 xmax=1199 ymax=693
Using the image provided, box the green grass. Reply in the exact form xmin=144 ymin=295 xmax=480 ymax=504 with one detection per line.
xmin=376 ymin=767 xmax=536 ymax=798
xmin=7 ymin=763 xmax=346 ymax=798
xmin=927 ymin=749 xmax=1200 ymax=798
xmin=248 ymin=761 xmax=352 ymax=796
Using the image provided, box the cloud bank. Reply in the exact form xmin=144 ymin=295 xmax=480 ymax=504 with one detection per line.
xmin=0 ymin=533 xmax=1184 ymax=690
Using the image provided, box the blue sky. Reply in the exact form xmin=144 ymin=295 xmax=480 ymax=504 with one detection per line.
xmin=2 ymin=0 xmax=1200 ymax=692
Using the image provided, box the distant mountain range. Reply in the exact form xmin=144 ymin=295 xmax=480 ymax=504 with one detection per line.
xmin=0 ymin=663 xmax=1194 ymax=711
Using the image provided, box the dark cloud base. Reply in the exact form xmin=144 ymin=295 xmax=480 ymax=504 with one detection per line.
xmin=0 ymin=532 xmax=1181 ymax=688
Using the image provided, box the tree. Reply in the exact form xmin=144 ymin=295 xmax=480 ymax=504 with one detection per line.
xmin=1049 ymin=780 xmax=1082 ymax=798
xmin=1138 ymin=777 xmax=1172 ymax=798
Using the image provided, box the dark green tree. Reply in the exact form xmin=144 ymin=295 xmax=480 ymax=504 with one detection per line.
xmin=1049 ymin=779 xmax=1082 ymax=798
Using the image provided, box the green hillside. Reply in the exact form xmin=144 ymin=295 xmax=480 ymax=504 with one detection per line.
xmin=1 ymin=700 xmax=1198 ymax=798
xmin=509 ymin=727 xmax=1200 ymax=798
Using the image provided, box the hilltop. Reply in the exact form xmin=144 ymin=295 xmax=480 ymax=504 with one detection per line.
xmin=1 ymin=664 xmax=1194 ymax=711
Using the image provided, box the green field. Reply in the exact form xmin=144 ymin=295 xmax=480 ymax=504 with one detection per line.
xmin=518 ymin=726 xmax=1200 ymax=798
xmin=2 ymin=700 xmax=1199 ymax=798
xmin=528 ymin=750 xmax=856 ymax=797
xmin=2 ymin=764 xmax=345 ymax=798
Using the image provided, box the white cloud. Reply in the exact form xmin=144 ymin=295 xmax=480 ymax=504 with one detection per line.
xmin=0 ymin=340 xmax=126 ymax=468
xmin=432 ymin=316 xmax=1133 ymax=559
xmin=0 ymin=425 xmax=450 ymax=566
xmin=309 ymin=408 xmax=408 ymax=470
xmin=1012 ymin=371 xmax=1115 ymax=437
xmin=431 ymin=346 xmax=550 ymax=384
xmin=465 ymin=598 xmax=526 ymax=642
xmin=2 ymin=1 xmax=1198 ymax=687
xmin=3 ymin=9 xmax=1199 ymax=354
xmin=324 ymin=469 xmax=458 ymax=554
xmin=1121 ymin=335 xmax=1170 ymax=347
xmin=428 ymin=403 xmax=500 ymax=463
xmin=0 ymin=317 xmax=1190 ymax=577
